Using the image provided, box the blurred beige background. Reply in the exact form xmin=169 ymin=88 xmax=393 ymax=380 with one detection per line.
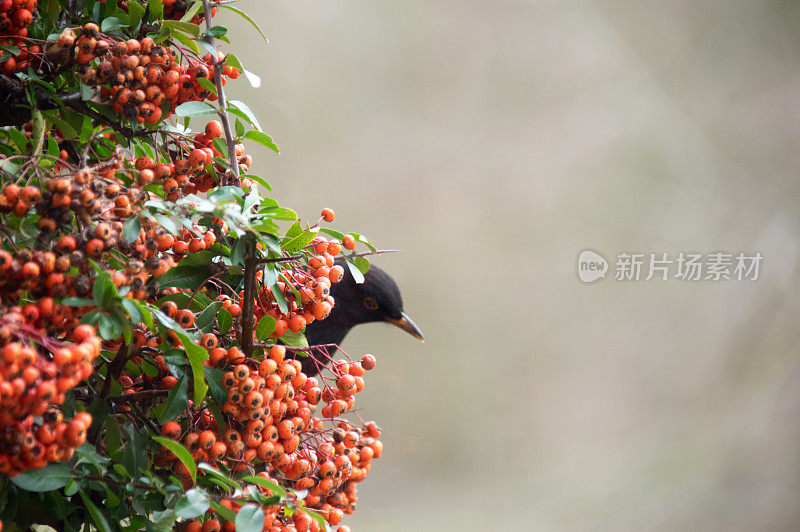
xmin=224 ymin=1 xmax=800 ymax=530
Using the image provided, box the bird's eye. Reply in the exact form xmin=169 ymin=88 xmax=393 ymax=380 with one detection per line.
xmin=363 ymin=297 xmax=378 ymax=310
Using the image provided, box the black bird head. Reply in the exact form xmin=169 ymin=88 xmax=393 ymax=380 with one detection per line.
xmin=304 ymin=259 xmax=424 ymax=349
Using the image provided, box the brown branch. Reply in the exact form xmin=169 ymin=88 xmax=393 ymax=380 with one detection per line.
xmin=240 ymin=239 xmax=257 ymax=355
xmin=202 ymin=0 xmax=240 ymax=187
xmin=113 ymin=389 xmax=170 ymax=402
xmin=255 ymin=254 xmax=302 ymax=265
xmin=99 ymin=342 xmax=130 ymax=399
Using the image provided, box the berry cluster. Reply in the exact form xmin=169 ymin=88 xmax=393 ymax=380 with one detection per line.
xmin=0 ymin=0 xmax=37 ymax=76
xmin=134 ymin=120 xmax=252 ymax=200
xmin=51 ymin=23 xmax=239 ymax=124
xmin=0 ymin=310 xmax=99 ymax=475
xmin=0 ymin=156 xmax=158 ymax=303
xmin=152 ymin=345 xmax=380 ymax=531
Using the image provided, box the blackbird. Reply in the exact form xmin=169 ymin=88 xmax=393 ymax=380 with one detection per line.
xmin=296 ymin=260 xmax=424 ymax=376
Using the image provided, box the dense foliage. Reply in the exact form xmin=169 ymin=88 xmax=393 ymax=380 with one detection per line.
xmin=0 ymin=1 xmax=382 ymax=530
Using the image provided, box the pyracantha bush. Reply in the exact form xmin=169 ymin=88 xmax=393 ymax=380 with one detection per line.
xmin=0 ymin=1 xmax=385 ymax=530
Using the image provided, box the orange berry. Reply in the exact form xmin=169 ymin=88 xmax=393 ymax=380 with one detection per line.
xmin=320 ymin=208 xmax=335 ymax=222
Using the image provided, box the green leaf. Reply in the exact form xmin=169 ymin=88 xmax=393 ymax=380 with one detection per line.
xmin=280 ymin=331 xmax=308 ymax=348
xmin=10 ymin=463 xmax=74 ymax=491
xmin=175 ymin=488 xmax=209 ymax=519
xmin=120 ymin=297 xmax=143 ymax=324
xmin=133 ymin=300 xmax=155 ymax=330
xmin=198 ymin=464 xmax=240 ymax=494
xmin=122 ymin=216 xmax=141 ymax=244
xmin=148 ymin=0 xmax=164 ymax=20
xmin=98 ymin=313 xmax=123 ymax=340
xmin=75 ymin=442 xmax=111 ymax=471
xmin=61 ymin=297 xmax=94 ymax=307
xmin=241 ymin=475 xmax=286 ymax=498
xmin=4 ymin=127 xmax=29 ymax=152
xmin=204 ymin=25 xmax=228 ymax=38
xmin=155 ymin=264 xmax=210 ymax=290
xmin=79 ymin=490 xmax=112 ymax=532
xmin=270 ymin=284 xmax=288 ymax=314
xmin=209 ymin=500 xmax=237 ymax=523
xmin=204 ymin=366 xmax=227 ymax=406
xmin=92 ymin=271 xmax=117 ymax=308
xmin=179 ymin=336 xmax=209 ymax=403
xmin=228 ymin=99 xmax=261 ymax=131
xmin=180 ymin=0 xmax=203 ymax=22
xmin=235 ymin=504 xmax=265 ymax=532
xmin=195 ymin=301 xmax=223 ymax=333
xmin=127 ymin=0 xmax=146 ymax=29
xmin=243 ymin=130 xmax=278 ymax=153
xmin=281 ymin=222 xmax=319 ymax=252
xmin=174 ymin=101 xmax=216 ymax=118
xmin=255 ymin=315 xmax=276 ymax=340
xmin=352 ymin=232 xmax=377 ymax=252
xmin=153 ymin=437 xmax=196 ymax=483
xmin=262 ymin=264 xmax=278 ymax=288
xmin=154 ymin=214 xmax=178 ymax=235
xmin=346 ymin=257 xmax=366 ymax=284
xmin=196 ymin=76 xmax=217 ymax=95
xmin=162 ymin=19 xmax=200 ymax=37
xmin=101 ymin=16 xmax=128 ymax=32
xmin=217 ymin=308 xmax=233 ymax=334
xmin=159 ymin=375 xmax=188 ymax=423
xmin=221 ymin=5 xmax=269 ymax=43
